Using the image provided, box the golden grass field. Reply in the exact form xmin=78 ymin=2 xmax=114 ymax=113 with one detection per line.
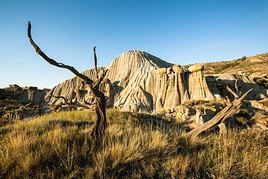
xmin=0 ymin=110 xmax=267 ymax=178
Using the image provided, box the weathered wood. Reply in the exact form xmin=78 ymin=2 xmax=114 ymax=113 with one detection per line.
xmin=186 ymin=89 xmax=252 ymax=139
xmin=226 ymin=85 xmax=239 ymax=99
xmin=93 ymin=46 xmax=98 ymax=79
xmin=218 ymin=123 xmax=227 ymax=135
xmin=27 ymin=22 xmax=107 ymax=140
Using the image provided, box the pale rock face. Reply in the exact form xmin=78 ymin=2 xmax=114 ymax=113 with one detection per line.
xmin=188 ymin=64 xmax=204 ymax=72
xmin=48 ymin=50 xmax=267 ymax=113
xmin=172 ymin=65 xmax=184 ymax=73
xmin=48 ymin=50 xmax=215 ymax=113
xmin=207 ymin=73 xmax=267 ymax=100
xmin=154 ymin=68 xmax=167 ymax=75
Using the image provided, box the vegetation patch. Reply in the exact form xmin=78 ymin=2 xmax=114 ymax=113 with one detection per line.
xmin=0 ymin=110 xmax=267 ymax=178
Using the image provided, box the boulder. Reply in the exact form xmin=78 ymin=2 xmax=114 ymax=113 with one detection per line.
xmin=154 ymin=68 xmax=167 ymax=75
xmin=188 ymin=64 xmax=204 ymax=72
xmin=172 ymin=65 xmax=183 ymax=73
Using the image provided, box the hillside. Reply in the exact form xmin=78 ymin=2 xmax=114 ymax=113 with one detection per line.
xmin=0 ymin=85 xmax=49 ymax=120
xmin=203 ymin=53 xmax=268 ymax=75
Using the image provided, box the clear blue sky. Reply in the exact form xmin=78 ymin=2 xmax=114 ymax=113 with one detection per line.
xmin=1 ymin=0 xmax=268 ymax=88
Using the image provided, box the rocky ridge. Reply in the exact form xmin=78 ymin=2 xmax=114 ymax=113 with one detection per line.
xmin=0 ymin=84 xmax=49 ymax=120
xmin=49 ymin=50 xmax=216 ymax=113
xmin=2 ymin=50 xmax=268 ymax=131
xmin=48 ymin=50 xmax=268 ymax=113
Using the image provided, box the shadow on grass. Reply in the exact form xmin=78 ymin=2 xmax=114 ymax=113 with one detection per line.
xmin=48 ymin=120 xmax=94 ymax=128
xmin=131 ymin=113 xmax=189 ymax=133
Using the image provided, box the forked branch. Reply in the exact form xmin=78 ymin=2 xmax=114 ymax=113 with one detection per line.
xmin=27 ymin=21 xmax=94 ymax=85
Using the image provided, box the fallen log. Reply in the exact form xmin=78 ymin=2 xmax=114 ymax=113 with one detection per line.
xmin=186 ymin=89 xmax=252 ymax=139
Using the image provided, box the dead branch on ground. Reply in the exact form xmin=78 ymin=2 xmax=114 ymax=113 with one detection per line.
xmin=186 ymin=89 xmax=252 ymax=139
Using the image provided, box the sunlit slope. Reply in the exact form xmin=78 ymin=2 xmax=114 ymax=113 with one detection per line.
xmin=203 ymin=53 xmax=268 ymax=75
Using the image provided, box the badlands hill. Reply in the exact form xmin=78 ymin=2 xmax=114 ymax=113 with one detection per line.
xmin=48 ymin=50 xmax=267 ymax=113
xmin=49 ymin=50 xmax=215 ymax=113
xmin=1 ymin=50 xmax=268 ymax=129
xmin=0 ymin=85 xmax=49 ymax=120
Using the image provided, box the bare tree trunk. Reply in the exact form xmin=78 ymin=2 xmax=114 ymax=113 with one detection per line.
xmin=27 ymin=21 xmax=107 ymax=141
xmin=92 ymin=93 xmax=107 ymax=138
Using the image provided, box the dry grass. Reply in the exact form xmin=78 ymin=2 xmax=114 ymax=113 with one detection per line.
xmin=202 ymin=53 xmax=268 ymax=75
xmin=0 ymin=110 xmax=267 ymax=178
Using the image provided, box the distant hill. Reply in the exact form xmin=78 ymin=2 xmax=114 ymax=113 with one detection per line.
xmin=202 ymin=53 xmax=268 ymax=76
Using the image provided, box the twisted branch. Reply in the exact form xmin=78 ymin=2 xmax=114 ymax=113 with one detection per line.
xmin=28 ymin=21 xmax=94 ymax=85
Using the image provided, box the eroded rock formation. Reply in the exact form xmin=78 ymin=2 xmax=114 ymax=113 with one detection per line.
xmin=49 ymin=50 xmax=215 ymax=113
xmin=0 ymin=85 xmax=49 ymax=120
xmin=48 ymin=50 xmax=268 ymax=127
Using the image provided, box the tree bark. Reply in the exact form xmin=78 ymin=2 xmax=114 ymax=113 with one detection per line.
xmin=92 ymin=92 xmax=107 ymax=138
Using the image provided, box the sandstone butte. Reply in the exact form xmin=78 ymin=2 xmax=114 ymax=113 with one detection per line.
xmin=48 ymin=50 xmax=267 ymax=114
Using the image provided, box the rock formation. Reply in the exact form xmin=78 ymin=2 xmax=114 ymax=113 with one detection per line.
xmin=206 ymin=73 xmax=267 ymax=100
xmin=47 ymin=49 xmax=268 ymax=131
xmin=2 ymin=50 xmax=268 ymax=132
xmin=0 ymin=85 xmax=49 ymax=120
xmin=49 ymin=50 xmax=215 ymax=113
xmin=0 ymin=84 xmax=48 ymax=104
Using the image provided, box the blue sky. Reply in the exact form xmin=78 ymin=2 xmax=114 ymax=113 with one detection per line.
xmin=1 ymin=0 xmax=268 ymax=88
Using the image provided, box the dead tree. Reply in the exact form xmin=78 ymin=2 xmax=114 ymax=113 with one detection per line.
xmin=186 ymin=89 xmax=252 ymax=139
xmin=27 ymin=22 xmax=107 ymax=139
